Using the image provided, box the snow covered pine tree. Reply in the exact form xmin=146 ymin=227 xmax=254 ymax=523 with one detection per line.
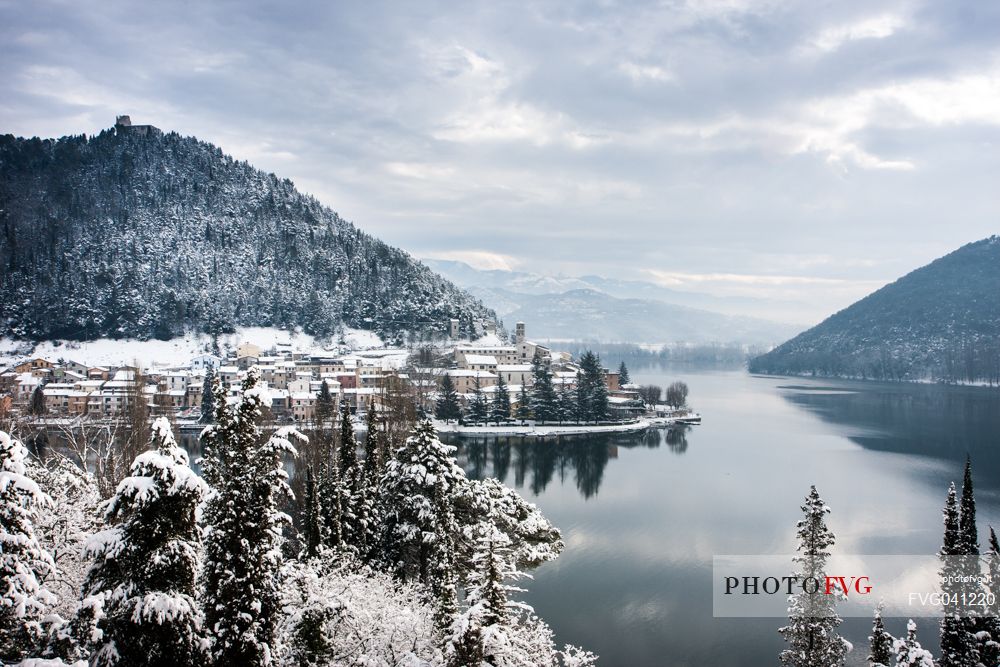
xmin=867 ymin=604 xmax=894 ymax=667
xmin=939 ymin=482 xmax=979 ymax=667
xmin=81 ymin=417 xmax=208 ymax=666
xmin=779 ymin=486 xmax=849 ymax=667
xmin=377 ymin=420 xmax=465 ymax=631
xmin=0 ymin=430 xmax=55 ymax=661
xmin=200 ymin=368 xmax=305 ymax=666
xmin=894 ymin=619 xmax=935 ymax=667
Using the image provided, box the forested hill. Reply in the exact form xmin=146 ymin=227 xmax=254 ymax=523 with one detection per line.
xmin=0 ymin=124 xmax=499 ymax=344
xmin=749 ymin=237 xmax=1000 ymax=383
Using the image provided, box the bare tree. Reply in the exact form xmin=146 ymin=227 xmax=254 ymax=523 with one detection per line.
xmin=666 ymin=381 xmax=689 ymax=408
xmin=638 ymin=385 xmax=662 ymax=406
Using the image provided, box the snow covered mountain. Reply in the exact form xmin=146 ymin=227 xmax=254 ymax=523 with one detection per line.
xmin=425 ymin=260 xmax=801 ymax=344
xmin=469 ymin=287 xmax=799 ymax=345
xmin=423 ymin=258 xmax=807 ymax=322
xmin=749 ymin=237 xmax=1000 ymax=382
xmin=0 ymin=123 xmax=499 ymax=345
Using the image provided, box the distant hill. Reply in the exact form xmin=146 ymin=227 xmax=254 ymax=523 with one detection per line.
xmin=424 ymin=258 xmax=808 ymax=323
xmin=463 ymin=286 xmax=800 ymax=345
xmin=0 ymin=122 xmax=498 ymax=344
xmin=424 ymin=259 xmax=800 ymax=344
xmin=749 ymin=237 xmax=1000 ymax=383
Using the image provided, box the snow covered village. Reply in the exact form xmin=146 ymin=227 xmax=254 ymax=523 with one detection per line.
xmin=0 ymin=321 xmax=696 ymax=433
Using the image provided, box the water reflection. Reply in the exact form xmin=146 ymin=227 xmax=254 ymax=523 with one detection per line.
xmin=445 ymin=425 xmax=691 ymax=499
xmin=775 ymin=381 xmax=1000 ymax=482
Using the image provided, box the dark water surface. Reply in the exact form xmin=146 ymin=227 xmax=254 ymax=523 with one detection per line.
xmin=445 ymin=369 xmax=1000 ymax=667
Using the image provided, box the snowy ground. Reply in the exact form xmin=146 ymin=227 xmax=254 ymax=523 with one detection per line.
xmin=432 ymin=416 xmax=681 ymax=438
xmin=0 ymin=326 xmax=386 ymax=368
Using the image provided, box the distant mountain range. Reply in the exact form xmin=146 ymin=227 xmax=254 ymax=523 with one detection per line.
xmin=749 ymin=237 xmax=1000 ymax=383
xmin=425 ymin=259 xmax=802 ymax=345
xmin=0 ymin=122 xmax=498 ymax=344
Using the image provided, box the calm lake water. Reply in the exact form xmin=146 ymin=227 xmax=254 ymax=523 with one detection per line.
xmin=445 ymin=368 xmax=1000 ymax=667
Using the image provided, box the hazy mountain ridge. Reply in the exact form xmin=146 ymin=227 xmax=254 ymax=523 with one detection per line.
xmin=424 ymin=258 xmax=803 ymax=319
xmin=749 ymin=237 xmax=1000 ymax=383
xmin=0 ymin=126 xmax=498 ymax=344
xmin=426 ymin=260 xmax=801 ymax=344
xmin=467 ymin=286 xmax=799 ymax=345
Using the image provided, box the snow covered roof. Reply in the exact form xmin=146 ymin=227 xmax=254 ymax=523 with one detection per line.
xmin=447 ymin=370 xmax=497 ymax=378
xmin=496 ymin=364 xmax=532 ymax=372
xmin=464 ymin=354 xmax=498 ymax=365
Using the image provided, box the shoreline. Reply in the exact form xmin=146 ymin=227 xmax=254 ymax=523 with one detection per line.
xmin=432 ymin=415 xmax=699 ymax=438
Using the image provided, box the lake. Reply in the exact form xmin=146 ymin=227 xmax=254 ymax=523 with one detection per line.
xmin=444 ymin=368 xmax=1000 ymax=667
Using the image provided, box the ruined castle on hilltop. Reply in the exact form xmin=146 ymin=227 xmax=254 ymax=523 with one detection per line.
xmin=114 ymin=115 xmax=161 ymax=137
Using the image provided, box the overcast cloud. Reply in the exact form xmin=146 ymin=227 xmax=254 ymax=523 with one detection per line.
xmin=2 ymin=0 xmax=998 ymax=323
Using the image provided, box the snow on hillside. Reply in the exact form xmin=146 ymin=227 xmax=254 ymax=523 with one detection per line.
xmin=0 ymin=327 xmax=385 ymax=369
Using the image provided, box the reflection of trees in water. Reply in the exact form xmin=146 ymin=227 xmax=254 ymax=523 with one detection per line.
xmin=780 ymin=383 xmax=1000 ymax=476
xmin=450 ymin=426 xmax=691 ymax=499
xmin=665 ymin=426 xmax=689 ymax=453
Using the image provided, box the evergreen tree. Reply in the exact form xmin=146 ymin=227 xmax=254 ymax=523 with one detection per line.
xmin=362 ymin=405 xmax=383 ymax=486
xmin=300 ymin=464 xmax=324 ymax=559
xmin=338 ymin=406 xmax=365 ymax=551
xmin=618 ymin=361 xmax=631 ymax=386
xmin=577 ymin=351 xmax=610 ymax=422
xmin=318 ymin=460 xmax=342 ymax=550
xmin=982 ymin=527 xmax=1000 ymax=667
xmin=200 ymin=368 xmax=304 ymax=666
xmin=435 ymin=374 xmax=462 ymax=421
xmin=558 ymin=384 xmax=577 ymax=423
xmin=515 ymin=384 xmax=531 ymax=422
xmin=447 ymin=615 xmax=484 ymax=667
xmin=199 ymin=368 xmax=215 ymax=424
xmin=476 ymin=538 xmax=511 ymax=629
xmin=939 ymin=482 xmax=978 ymax=667
xmin=315 ymin=380 xmax=334 ymax=426
xmin=430 ymin=488 xmax=460 ymax=632
xmin=358 ymin=405 xmax=383 ymax=556
xmin=82 ymin=417 xmax=208 ymax=666
xmin=28 ymin=385 xmax=46 ymax=416
xmin=491 ymin=374 xmax=511 ymax=425
xmin=779 ymin=486 xmax=849 ymax=667
xmin=895 ymin=619 xmax=935 ymax=667
xmin=468 ymin=374 xmax=490 ymax=424
xmin=0 ymin=430 xmax=55 ymax=661
xmin=378 ymin=421 xmax=465 ymax=627
xmin=959 ymin=455 xmax=979 ymax=555
xmin=590 ymin=368 xmax=610 ymax=422
xmin=574 ymin=372 xmax=588 ymax=422
xmin=868 ymin=605 xmax=894 ymax=667
xmin=449 ymin=527 xmax=534 ymax=666
xmin=529 ymin=352 xmax=559 ymax=422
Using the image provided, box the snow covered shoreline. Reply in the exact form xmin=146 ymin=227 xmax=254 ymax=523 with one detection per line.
xmin=432 ymin=416 xmax=696 ymax=438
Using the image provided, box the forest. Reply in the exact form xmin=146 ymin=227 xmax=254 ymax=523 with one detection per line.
xmin=0 ymin=128 xmax=499 ymax=345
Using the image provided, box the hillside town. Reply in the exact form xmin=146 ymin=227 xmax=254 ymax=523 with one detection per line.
xmin=0 ymin=322 xmax=684 ymax=427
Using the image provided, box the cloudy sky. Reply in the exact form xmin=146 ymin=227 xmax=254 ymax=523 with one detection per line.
xmin=2 ymin=0 xmax=998 ymax=323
